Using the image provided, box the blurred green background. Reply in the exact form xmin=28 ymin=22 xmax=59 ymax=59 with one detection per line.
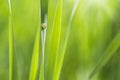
xmin=0 ymin=0 xmax=120 ymax=80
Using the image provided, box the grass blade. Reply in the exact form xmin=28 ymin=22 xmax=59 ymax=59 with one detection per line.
xmin=46 ymin=0 xmax=63 ymax=79
xmin=9 ymin=13 xmax=13 ymax=80
xmin=8 ymin=0 xmax=13 ymax=79
xmin=39 ymin=30 xmax=45 ymax=80
xmin=29 ymin=26 xmax=40 ymax=80
xmin=44 ymin=2 xmax=58 ymax=79
xmin=8 ymin=0 xmax=18 ymax=80
xmin=39 ymin=15 xmax=47 ymax=80
xmin=89 ymin=32 xmax=120 ymax=79
xmin=29 ymin=0 xmax=41 ymax=80
xmin=8 ymin=14 xmax=13 ymax=80
xmin=53 ymin=0 xmax=80 ymax=80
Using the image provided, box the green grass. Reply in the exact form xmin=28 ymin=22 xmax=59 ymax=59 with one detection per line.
xmin=89 ymin=31 xmax=120 ymax=79
xmin=8 ymin=0 xmax=18 ymax=80
xmin=53 ymin=0 xmax=80 ymax=80
xmin=29 ymin=1 xmax=41 ymax=80
xmin=45 ymin=0 xmax=63 ymax=79
xmin=29 ymin=26 xmax=40 ymax=80
xmin=8 ymin=0 xmax=13 ymax=79
xmin=0 ymin=0 xmax=120 ymax=80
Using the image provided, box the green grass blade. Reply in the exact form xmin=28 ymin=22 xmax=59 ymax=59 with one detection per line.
xmin=8 ymin=0 xmax=13 ymax=79
xmin=39 ymin=16 xmax=47 ymax=80
xmin=44 ymin=2 xmax=58 ymax=78
xmin=9 ymin=14 xmax=13 ymax=80
xmin=39 ymin=60 xmax=44 ymax=80
xmin=8 ymin=0 xmax=18 ymax=80
xmin=53 ymin=1 xmax=63 ymax=80
xmin=46 ymin=0 xmax=63 ymax=79
xmin=39 ymin=31 xmax=45 ymax=80
xmin=89 ymin=32 xmax=120 ymax=79
xmin=9 ymin=13 xmax=13 ymax=80
xmin=53 ymin=0 xmax=80 ymax=80
xmin=29 ymin=26 xmax=40 ymax=80
xmin=29 ymin=0 xmax=41 ymax=80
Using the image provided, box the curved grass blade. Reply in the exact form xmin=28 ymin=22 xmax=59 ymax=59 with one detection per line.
xmin=89 ymin=32 xmax=120 ymax=79
xmin=44 ymin=2 xmax=58 ymax=78
xmin=29 ymin=26 xmax=40 ymax=80
xmin=8 ymin=0 xmax=18 ymax=80
xmin=29 ymin=1 xmax=41 ymax=80
xmin=53 ymin=0 xmax=81 ymax=80
xmin=46 ymin=0 xmax=63 ymax=79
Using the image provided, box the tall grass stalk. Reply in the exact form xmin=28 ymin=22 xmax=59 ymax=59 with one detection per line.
xmin=29 ymin=0 xmax=41 ymax=80
xmin=52 ymin=1 xmax=63 ymax=80
xmin=39 ymin=15 xmax=47 ymax=80
xmin=8 ymin=0 xmax=13 ymax=79
xmin=8 ymin=11 xmax=13 ymax=80
xmin=8 ymin=0 xmax=18 ymax=80
xmin=45 ymin=0 xmax=63 ymax=79
xmin=53 ymin=0 xmax=80 ymax=80
xmin=29 ymin=26 xmax=40 ymax=80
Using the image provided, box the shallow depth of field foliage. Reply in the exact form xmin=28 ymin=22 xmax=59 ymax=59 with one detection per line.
xmin=0 ymin=0 xmax=120 ymax=80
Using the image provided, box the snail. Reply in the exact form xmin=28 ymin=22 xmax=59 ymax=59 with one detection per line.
xmin=41 ymin=23 xmax=46 ymax=30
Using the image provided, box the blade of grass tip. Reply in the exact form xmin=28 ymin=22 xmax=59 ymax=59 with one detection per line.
xmin=39 ymin=14 xmax=47 ymax=80
xmin=29 ymin=26 xmax=40 ymax=80
xmin=53 ymin=0 xmax=81 ymax=80
xmin=8 ymin=0 xmax=18 ymax=80
xmin=89 ymin=32 xmax=120 ymax=79
xmin=46 ymin=0 xmax=63 ymax=79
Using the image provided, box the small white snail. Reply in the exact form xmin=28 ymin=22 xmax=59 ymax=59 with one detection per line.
xmin=41 ymin=23 xmax=46 ymax=30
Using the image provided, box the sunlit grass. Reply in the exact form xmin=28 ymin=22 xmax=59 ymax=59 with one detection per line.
xmin=8 ymin=0 xmax=18 ymax=80
xmin=29 ymin=26 xmax=40 ymax=80
xmin=0 ymin=0 xmax=120 ymax=80
xmin=45 ymin=0 xmax=63 ymax=79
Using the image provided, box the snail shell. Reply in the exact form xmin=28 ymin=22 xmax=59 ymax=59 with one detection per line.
xmin=41 ymin=23 xmax=46 ymax=29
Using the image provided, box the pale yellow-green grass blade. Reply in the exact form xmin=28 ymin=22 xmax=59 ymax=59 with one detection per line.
xmin=29 ymin=26 xmax=40 ymax=80
xmin=8 ymin=0 xmax=13 ymax=79
xmin=29 ymin=0 xmax=41 ymax=80
xmin=53 ymin=0 xmax=81 ymax=80
xmin=45 ymin=0 xmax=63 ymax=79
xmin=44 ymin=2 xmax=57 ymax=79
xmin=9 ymin=14 xmax=13 ymax=80
xmin=8 ymin=0 xmax=18 ymax=80
xmin=44 ymin=0 xmax=58 ymax=69
xmin=89 ymin=32 xmax=120 ymax=79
